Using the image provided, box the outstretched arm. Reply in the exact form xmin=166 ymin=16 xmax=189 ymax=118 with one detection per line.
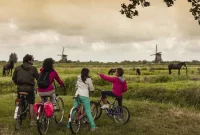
xmin=98 ymin=73 xmax=116 ymax=83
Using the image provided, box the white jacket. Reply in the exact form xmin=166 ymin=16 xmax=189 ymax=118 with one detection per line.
xmin=75 ymin=75 xmax=94 ymax=98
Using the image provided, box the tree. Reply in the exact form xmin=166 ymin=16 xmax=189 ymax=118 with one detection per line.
xmin=9 ymin=52 xmax=18 ymax=63
xmin=120 ymin=0 xmax=200 ymax=25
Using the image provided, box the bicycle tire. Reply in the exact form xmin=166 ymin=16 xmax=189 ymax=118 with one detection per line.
xmin=14 ymin=103 xmax=23 ymax=130
xmin=113 ymin=106 xmax=130 ymax=125
xmin=92 ymin=101 xmax=102 ymax=120
xmin=54 ymin=96 xmax=64 ymax=124
xmin=69 ymin=108 xmax=81 ymax=134
xmin=37 ymin=108 xmax=50 ymax=135
xmin=90 ymin=101 xmax=98 ymax=120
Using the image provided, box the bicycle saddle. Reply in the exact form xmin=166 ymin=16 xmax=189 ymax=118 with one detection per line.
xmin=19 ymin=92 xmax=28 ymax=96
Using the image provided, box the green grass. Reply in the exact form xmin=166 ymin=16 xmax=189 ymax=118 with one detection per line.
xmin=1 ymin=63 xmax=200 ymax=134
xmin=1 ymin=94 xmax=200 ymax=135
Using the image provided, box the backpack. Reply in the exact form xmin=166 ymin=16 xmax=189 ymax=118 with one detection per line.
xmin=37 ymin=71 xmax=50 ymax=88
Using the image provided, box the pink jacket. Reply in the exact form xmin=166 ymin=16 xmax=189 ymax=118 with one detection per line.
xmin=38 ymin=68 xmax=64 ymax=92
xmin=99 ymin=74 xmax=128 ymax=97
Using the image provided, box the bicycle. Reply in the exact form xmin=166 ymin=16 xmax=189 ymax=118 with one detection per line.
xmin=91 ymin=89 xmax=130 ymax=125
xmin=68 ymin=95 xmax=98 ymax=134
xmin=36 ymin=86 xmax=65 ymax=135
xmin=14 ymin=92 xmax=30 ymax=130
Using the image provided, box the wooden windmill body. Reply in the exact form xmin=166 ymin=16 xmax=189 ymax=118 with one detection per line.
xmin=57 ymin=47 xmax=68 ymax=62
xmin=150 ymin=45 xmax=162 ymax=63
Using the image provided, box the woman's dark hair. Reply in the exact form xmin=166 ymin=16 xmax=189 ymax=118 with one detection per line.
xmin=116 ymin=68 xmax=124 ymax=76
xmin=23 ymin=54 xmax=34 ymax=63
xmin=81 ymin=68 xmax=90 ymax=83
xmin=42 ymin=58 xmax=54 ymax=72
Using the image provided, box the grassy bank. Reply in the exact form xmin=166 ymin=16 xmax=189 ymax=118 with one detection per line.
xmin=1 ymin=94 xmax=200 ymax=135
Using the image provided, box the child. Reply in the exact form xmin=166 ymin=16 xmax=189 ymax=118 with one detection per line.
xmin=68 ymin=68 xmax=98 ymax=131
xmin=97 ymin=68 xmax=128 ymax=109
xmin=38 ymin=58 xmax=65 ymax=109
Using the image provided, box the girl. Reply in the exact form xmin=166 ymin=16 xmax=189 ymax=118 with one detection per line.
xmin=98 ymin=68 xmax=128 ymax=109
xmin=68 ymin=68 xmax=98 ymax=131
xmin=38 ymin=58 xmax=65 ymax=109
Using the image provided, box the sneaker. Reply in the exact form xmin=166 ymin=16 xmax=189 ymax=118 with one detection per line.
xmin=90 ymin=127 xmax=99 ymax=132
xmin=30 ymin=120 xmax=36 ymax=126
xmin=101 ymin=104 xmax=109 ymax=109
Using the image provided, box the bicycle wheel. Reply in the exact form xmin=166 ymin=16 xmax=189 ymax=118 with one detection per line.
xmin=69 ymin=108 xmax=81 ymax=134
xmin=14 ymin=103 xmax=23 ymax=130
xmin=90 ymin=101 xmax=98 ymax=120
xmin=113 ymin=106 xmax=130 ymax=125
xmin=37 ymin=108 xmax=50 ymax=135
xmin=92 ymin=101 xmax=102 ymax=120
xmin=54 ymin=97 xmax=64 ymax=124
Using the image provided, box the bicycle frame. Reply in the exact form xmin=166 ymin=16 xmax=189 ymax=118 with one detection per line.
xmin=14 ymin=95 xmax=29 ymax=119
xmin=68 ymin=97 xmax=85 ymax=123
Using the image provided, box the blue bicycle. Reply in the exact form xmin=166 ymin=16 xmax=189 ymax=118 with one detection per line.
xmin=91 ymin=89 xmax=130 ymax=125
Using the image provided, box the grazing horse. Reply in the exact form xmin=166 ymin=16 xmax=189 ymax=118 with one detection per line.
xmin=136 ymin=68 xmax=141 ymax=75
xmin=108 ymin=68 xmax=116 ymax=75
xmin=168 ymin=62 xmax=187 ymax=75
xmin=2 ymin=61 xmax=14 ymax=76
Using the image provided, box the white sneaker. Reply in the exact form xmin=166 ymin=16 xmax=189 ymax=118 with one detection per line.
xmin=101 ymin=104 xmax=109 ymax=109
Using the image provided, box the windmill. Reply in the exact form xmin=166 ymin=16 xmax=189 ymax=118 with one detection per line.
xmin=150 ymin=45 xmax=162 ymax=63
xmin=57 ymin=47 xmax=68 ymax=62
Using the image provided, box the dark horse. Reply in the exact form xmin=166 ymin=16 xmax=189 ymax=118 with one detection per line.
xmin=2 ymin=61 xmax=14 ymax=76
xmin=136 ymin=68 xmax=141 ymax=75
xmin=168 ymin=62 xmax=187 ymax=75
xmin=108 ymin=68 xmax=116 ymax=75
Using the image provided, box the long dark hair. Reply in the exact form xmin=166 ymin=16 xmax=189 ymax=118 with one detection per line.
xmin=81 ymin=68 xmax=90 ymax=83
xmin=42 ymin=58 xmax=54 ymax=72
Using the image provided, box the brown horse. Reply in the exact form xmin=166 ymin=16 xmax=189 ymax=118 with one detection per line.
xmin=2 ymin=61 xmax=14 ymax=76
xmin=108 ymin=68 xmax=116 ymax=75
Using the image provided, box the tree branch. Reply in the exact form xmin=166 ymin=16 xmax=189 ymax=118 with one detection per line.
xmin=120 ymin=0 xmax=200 ymax=25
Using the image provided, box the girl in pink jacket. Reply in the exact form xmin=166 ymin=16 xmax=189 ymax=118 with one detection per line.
xmin=38 ymin=58 xmax=65 ymax=109
xmin=98 ymin=68 xmax=128 ymax=109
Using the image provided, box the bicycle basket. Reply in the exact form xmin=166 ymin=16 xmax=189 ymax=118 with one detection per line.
xmin=44 ymin=102 xmax=53 ymax=118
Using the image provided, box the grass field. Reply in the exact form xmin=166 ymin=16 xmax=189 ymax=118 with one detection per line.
xmin=1 ymin=94 xmax=200 ymax=135
xmin=1 ymin=62 xmax=200 ymax=134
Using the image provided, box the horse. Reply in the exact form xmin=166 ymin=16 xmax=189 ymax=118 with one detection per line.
xmin=108 ymin=68 xmax=116 ymax=75
xmin=136 ymin=68 xmax=141 ymax=75
xmin=2 ymin=61 xmax=14 ymax=76
xmin=168 ymin=62 xmax=187 ymax=75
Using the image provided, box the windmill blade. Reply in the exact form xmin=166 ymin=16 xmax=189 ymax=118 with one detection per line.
xmin=156 ymin=44 xmax=157 ymax=54
xmin=62 ymin=47 xmax=64 ymax=55
xmin=150 ymin=54 xmax=156 ymax=56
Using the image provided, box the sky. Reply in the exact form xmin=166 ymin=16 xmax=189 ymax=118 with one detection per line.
xmin=0 ymin=0 xmax=200 ymax=62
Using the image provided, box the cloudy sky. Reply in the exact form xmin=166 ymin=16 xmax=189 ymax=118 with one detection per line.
xmin=0 ymin=0 xmax=200 ymax=62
